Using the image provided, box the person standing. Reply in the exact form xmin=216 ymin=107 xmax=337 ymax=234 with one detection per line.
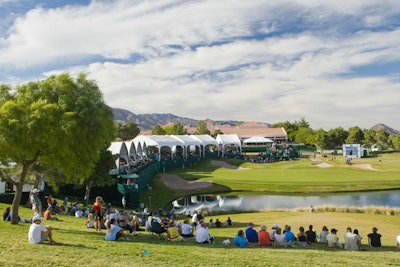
xmin=368 ymin=227 xmax=382 ymax=247
xmin=93 ymin=196 xmax=105 ymax=231
xmin=28 ymin=215 xmax=55 ymax=244
xmin=122 ymin=196 xmax=127 ymax=209
xmin=63 ymin=197 xmax=68 ymax=215
xmin=30 ymin=189 xmax=42 ymax=216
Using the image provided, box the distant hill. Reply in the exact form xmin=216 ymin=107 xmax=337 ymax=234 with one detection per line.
xmin=112 ymin=108 xmax=249 ymax=130
xmin=370 ymin=123 xmax=399 ymax=135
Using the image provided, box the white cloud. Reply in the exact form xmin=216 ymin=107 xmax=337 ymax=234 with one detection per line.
xmin=1 ymin=0 xmax=400 ymax=130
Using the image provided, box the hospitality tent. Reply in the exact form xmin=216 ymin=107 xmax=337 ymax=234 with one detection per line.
xmin=216 ymin=134 xmax=242 ymax=157
xmin=243 ymin=136 xmax=274 ymax=145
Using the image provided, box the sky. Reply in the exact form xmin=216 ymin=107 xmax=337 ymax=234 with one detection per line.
xmin=0 ymin=0 xmax=399 ymax=131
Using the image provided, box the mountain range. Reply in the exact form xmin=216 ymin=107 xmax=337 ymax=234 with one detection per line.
xmin=112 ymin=108 xmax=399 ymax=134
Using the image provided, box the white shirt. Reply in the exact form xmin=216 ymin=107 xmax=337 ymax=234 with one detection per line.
xmin=275 ymin=233 xmax=286 ymax=246
xmin=195 ymin=226 xmax=210 ymax=243
xmin=396 ymin=235 xmax=400 ymax=244
xmin=181 ymin=223 xmax=193 ymax=235
xmin=344 ymin=232 xmax=358 ymax=250
xmin=28 ymin=223 xmax=46 ymax=244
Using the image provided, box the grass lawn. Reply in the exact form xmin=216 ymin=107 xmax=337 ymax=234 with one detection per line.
xmin=0 ymin=203 xmax=399 ymax=267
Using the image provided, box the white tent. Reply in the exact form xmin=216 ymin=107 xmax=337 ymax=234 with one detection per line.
xmin=216 ymin=134 xmax=242 ymax=157
xmin=243 ymin=136 xmax=274 ymax=145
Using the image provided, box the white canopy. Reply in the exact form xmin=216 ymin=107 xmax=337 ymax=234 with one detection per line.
xmin=216 ymin=134 xmax=241 ymax=147
xmin=243 ymin=136 xmax=274 ymax=144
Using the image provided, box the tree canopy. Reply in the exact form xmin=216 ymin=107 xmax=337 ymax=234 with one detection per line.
xmin=0 ymin=73 xmax=114 ymax=224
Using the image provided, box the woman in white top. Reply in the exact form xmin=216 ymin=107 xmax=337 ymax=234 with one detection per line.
xmin=274 ymin=228 xmax=287 ymax=248
xmin=181 ymin=218 xmax=194 ymax=238
xmin=319 ymin=226 xmax=329 ymax=244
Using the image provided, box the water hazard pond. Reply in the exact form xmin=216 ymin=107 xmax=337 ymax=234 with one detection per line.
xmin=172 ymin=190 xmax=400 ymax=213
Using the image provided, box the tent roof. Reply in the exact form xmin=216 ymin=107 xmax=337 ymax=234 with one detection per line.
xmin=108 ymin=141 xmax=128 ymax=156
xmin=216 ymin=134 xmax=241 ymax=147
xmin=243 ymin=136 xmax=274 ymax=144
xmin=172 ymin=135 xmax=202 ymax=146
xmin=190 ymin=135 xmax=219 ymax=146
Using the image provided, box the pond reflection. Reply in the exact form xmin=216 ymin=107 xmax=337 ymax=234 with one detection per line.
xmin=172 ymin=190 xmax=400 ymax=213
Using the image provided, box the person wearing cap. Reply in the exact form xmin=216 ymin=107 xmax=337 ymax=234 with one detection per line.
xmin=28 ymin=215 xmax=55 ymax=244
xmin=367 ymin=227 xmax=382 ymax=247
xmin=245 ymin=222 xmax=258 ymax=243
xmin=258 ymin=225 xmax=271 ymax=246
xmin=326 ymin=228 xmax=342 ymax=248
xmin=270 ymin=224 xmax=279 ymax=242
xmin=30 ymin=189 xmax=42 ymax=216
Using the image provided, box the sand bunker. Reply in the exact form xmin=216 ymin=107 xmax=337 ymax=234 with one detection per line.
xmin=316 ymin=163 xmax=333 ymax=168
xmin=161 ymin=174 xmax=212 ymax=190
xmin=211 ymin=160 xmax=249 ymax=170
xmin=351 ymin=164 xmax=377 ymax=171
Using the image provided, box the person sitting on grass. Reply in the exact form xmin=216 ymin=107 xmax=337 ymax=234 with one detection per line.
xmin=284 ymin=225 xmax=296 ymax=246
xmin=396 ymin=235 xmax=400 ymax=251
xmin=28 ymin=215 xmax=55 ymax=244
xmin=297 ymin=226 xmax=309 ymax=246
xmin=181 ymin=218 xmax=194 ymax=238
xmin=167 ymin=221 xmax=183 ymax=241
xmin=234 ymin=230 xmax=248 ymax=248
xmin=105 ymin=218 xmax=130 ymax=241
xmin=367 ymin=227 xmax=382 ymax=247
xmin=258 ymin=225 xmax=271 ymax=246
xmin=84 ymin=213 xmax=95 ymax=228
xmin=319 ymin=226 xmax=329 ymax=244
xmin=195 ymin=220 xmax=214 ymax=244
xmin=306 ymin=224 xmax=317 ymax=243
xmin=274 ymin=228 xmax=287 ymax=248
xmin=245 ymin=222 xmax=258 ymax=243
xmin=326 ymin=228 xmax=342 ymax=249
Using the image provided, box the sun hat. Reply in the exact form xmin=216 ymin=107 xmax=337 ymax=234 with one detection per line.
xmin=273 ymin=224 xmax=279 ymax=228
xmin=33 ymin=215 xmax=42 ymax=222
xmin=261 ymin=225 xmax=268 ymax=230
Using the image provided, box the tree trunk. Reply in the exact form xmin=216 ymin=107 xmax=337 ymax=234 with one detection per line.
xmin=11 ymin=162 xmax=30 ymax=224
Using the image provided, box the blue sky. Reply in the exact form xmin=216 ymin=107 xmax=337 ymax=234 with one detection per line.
xmin=0 ymin=0 xmax=399 ymax=130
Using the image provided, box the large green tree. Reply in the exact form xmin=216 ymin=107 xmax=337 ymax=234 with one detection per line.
xmin=115 ymin=121 xmax=140 ymax=140
xmin=346 ymin=126 xmax=364 ymax=144
xmin=151 ymin=125 xmax=166 ymax=135
xmin=163 ymin=122 xmax=186 ymax=135
xmin=0 ymin=73 xmax=114 ymax=224
xmin=195 ymin=120 xmax=211 ymax=135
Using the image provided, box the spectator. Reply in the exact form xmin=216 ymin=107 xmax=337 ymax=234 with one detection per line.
xmin=297 ymin=226 xmax=309 ymax=246
xmin=270 ymin=224 xmax=279 ymax=243
xmin=63 ymin=197 xmax=68 ymax=215
xmin=28 ymin=215 xmax=55 ymax=244
xmin=167 ymin=221 xmax=183 ymax=242
xmin=258 ymin=225 xmax=271 ymax=246
xmin=121 ymin=196 xmax=126 ymax=209
xmin=245 ymin=222 xmax=258 ymax=243
xmin=234 ymin=230 xmax=248 ymax=248
xmin=344 ymin=227 xmax=359 ymax=251
xmin=353 ymin=229 xmax=362 ymax=250
xmin=396 ymin=235 xmax=400 ymax=251
xmin=319 ymin=226 xmax=329 ymax=244
xmin=226 ymin=217 xmax=232 ymax=226
xmin=284 ymin=225 xmax=295 ymax=246
xmin=93 ymin=196 xmax=105 ymax=231
xmin=215 ymin=218 xmax=222 ymax=227
xmin=3 ymin=207 xmax=11 ymax=221
xmin=306 ymin=225 xmax=317 ymax=243
xmin=46 ymin=195 xmax=52 ymax=209
xmin=274 ymin=228 xmax=287 ymax=248
xmin=326 ymin=228 xmax=342 ymax=249
xmin=195 ymin=221 xmax=214 ymax=244
xmin=105 ymin=218 xmax=129 ymax=241
xmin=368 ymin=227 xmax=382 ymax=247
xmin=85 ymin=214 xmax=95 ymax=228
xmin=209 ymin=219 xmax=215 ymax=227
xmin=30 ymin=189 xmax=42 ymax=216
xmin=181 ymin=218 xmax=194 ymax=238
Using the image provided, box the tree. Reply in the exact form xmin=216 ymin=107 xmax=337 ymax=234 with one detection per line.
xmin=151 ymin=125 xmax=166 ymax=135
xmin=0 ymin=73 xmax=114 ymax=224
xmin=363 ymin=129 xmax=377 ymax=148
xmin=195 ymin=121 xmax=210 ymax=135
xmin=294 ymin=127 xmax=314 ymax=144
xmin=346 ymin=126 xmax=364 ymax=144
xmin=389 ymin=133 xmax=400 ymax=149
xmin=327 ymin=127 xmax=348 ymax=149
xmin=312 ymin=128 xmax=329 ymax=151
xmin=163 ymin=123 xmax=186 ymax=135
xmin=212 ymin=129 xmax=223 ymax=138
xmin=115 ymin=121 xmax=140 ymax=140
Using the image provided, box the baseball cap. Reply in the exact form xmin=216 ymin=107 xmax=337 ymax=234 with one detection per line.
xmin=33 ymin=215 xmax=42 ymax=222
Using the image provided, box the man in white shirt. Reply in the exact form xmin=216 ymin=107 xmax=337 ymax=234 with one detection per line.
xmin=195 ymin=221 xmax=214 ymax=244
xmin=344 ymin=227 xmax=358 ymax=250
xmin=28 ymin=215 xmax=55 ymax=244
